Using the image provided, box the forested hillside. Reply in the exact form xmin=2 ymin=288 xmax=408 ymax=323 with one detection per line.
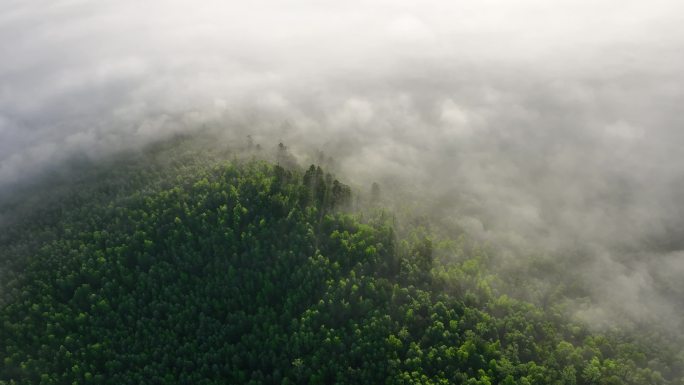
xmin=0 ymin=140 xmax=681 ymax=385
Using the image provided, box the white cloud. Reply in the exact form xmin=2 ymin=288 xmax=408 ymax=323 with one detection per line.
xmin=605 ymin=120 xmax=644 ymax=140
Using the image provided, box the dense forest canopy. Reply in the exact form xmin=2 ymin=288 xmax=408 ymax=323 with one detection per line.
xmin=0 ymin=138 xmax=682 ymax=385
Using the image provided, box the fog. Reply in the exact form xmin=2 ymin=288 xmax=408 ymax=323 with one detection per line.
xmin=2 ymin=0 xmax=684 ymax=329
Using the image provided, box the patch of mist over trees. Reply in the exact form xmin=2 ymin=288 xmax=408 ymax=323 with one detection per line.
xmin=1 ymin=136 xmax=682 ymax=384
xmin=1 ymin=130 xmax=681 ymax=335
xmin=1 ymin=0 xmax=683 ymax=346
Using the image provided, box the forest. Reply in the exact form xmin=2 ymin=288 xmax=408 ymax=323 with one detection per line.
xmin=0 ymin=138 xmax=682 ymax=385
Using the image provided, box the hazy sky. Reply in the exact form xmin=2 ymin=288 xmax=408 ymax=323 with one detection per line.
xmin=1 ymin=0 xmax=684 ymax=327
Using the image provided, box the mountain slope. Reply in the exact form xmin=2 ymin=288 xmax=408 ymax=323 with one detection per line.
xmin=0 ymin=141 xmax=680 ymax=385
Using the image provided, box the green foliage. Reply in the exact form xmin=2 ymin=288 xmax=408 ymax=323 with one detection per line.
xmin=0 ymin=143 xmax=680 ymax=384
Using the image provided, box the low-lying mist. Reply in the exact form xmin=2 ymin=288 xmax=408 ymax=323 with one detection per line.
xmin=2 ymin=0 xmax=684 ymax=331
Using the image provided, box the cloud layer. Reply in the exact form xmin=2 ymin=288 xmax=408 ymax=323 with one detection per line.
xmin=2 ymin=0 xmax=684 ymax=328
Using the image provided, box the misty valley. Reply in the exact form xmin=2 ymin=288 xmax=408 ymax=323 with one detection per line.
xmin=0 ymin=138 xmax=681 ymax=385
